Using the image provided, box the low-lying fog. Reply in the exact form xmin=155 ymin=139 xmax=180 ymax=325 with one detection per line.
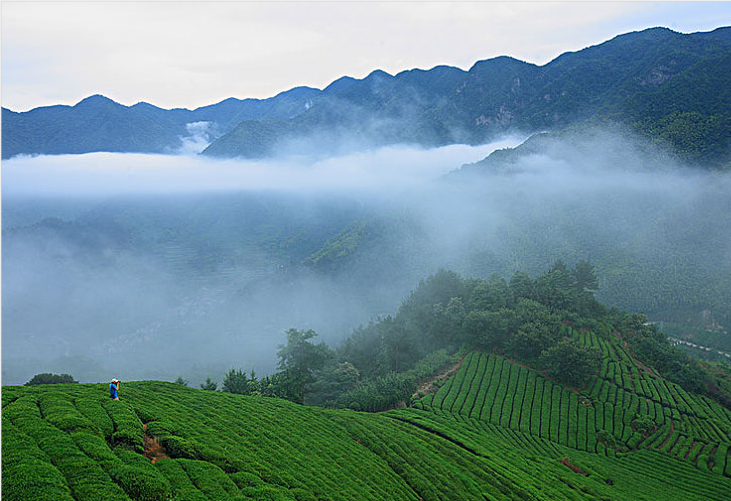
xmin=3 ymin=130 xmax=730 ymax=386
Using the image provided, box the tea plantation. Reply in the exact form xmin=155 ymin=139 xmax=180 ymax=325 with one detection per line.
xmin=4 ymin=341 xmax=731 ymax=501
xmin=416 ymin=326 xmax=731 ymax=468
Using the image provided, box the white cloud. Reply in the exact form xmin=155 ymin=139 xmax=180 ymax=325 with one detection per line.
xmin=1 ymin=138 xmax=522 ymax=197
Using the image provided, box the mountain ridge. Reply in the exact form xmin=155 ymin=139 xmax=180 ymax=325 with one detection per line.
xmin=3 ymin=26 xmax=730 ymax=163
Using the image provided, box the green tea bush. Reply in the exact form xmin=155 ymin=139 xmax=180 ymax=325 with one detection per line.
xmin=143 ymin=419 xmax=179 ymax=437
xmin=160 ymin=435 xmax=201 ymax=459
xmin=2 ymin=419 xmax=50 ymax=464
xmin=39 ymin=392 xmax=94 ymax=432
xmin=240 ymin=485 xmax=297 ymax=500
xmin=71 ymin=431 xmax=118 ymax=463
xmin=75 ymin=397 xmax=115 ymax=437
xmin=179 ymin=459 xmax=245 ymax=500
xmin=154 ymin=458 xmax=208 ymax=500
xmin=104 ymin=400 xmax=144 ymax=452
xmin=55 ymin=454 xmax=129 ymax=501
xmin=5 ymin=380 xmax=730 ymax=501
xmin=230 ymin=471 xmax=265 ymax=488
xmin=108 ymin=464 xmax=172 ymax=501
xmin=1 ymin=458 xmax=74 ymax=501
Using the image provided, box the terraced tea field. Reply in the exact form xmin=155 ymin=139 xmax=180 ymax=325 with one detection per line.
xmin=414 ymin=326 xmax=731 ymax=477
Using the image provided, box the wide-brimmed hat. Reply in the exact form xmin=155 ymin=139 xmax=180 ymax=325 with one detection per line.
xmin=112 ymin=378 xmax=119 ymax=383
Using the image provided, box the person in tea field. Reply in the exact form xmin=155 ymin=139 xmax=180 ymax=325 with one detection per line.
xmin=109 ymin=378 xmax=120 ymax=400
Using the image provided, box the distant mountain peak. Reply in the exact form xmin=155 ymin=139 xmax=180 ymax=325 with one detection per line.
xmin=365 ymin=69 xmax=394 ymax=80
xmin=75 ymin=94 xmax=123 ymax=109
xmin=468 ymin=55 xmax=532 ymax=72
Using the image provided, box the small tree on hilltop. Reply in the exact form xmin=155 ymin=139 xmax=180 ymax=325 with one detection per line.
xmin=222 ymin=368 xmax=258 ymax=395
xmin=25 ymin=373 xmax=78 ymax=385
xmin=200 ymin=377 xmax=218 ymax=391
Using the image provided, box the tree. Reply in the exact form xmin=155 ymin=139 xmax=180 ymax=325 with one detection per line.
xmin=277 ymin=328 xmax=334 ymax=403
xmin=572 ymin=260 xmax=599 ymax=291
xmin=469 ymin=275 xmax=510 ymax=311
xmin=307 ymin=361 xmax=360 ymax=407
xmin=25 ymin=373 xmax=77 ymax=385
xmin=200 ymin=377 xmax=218 ymax=391
xmin=509 ymin=272 xmax=534 ymax=301
xmin=539 ymin=337 xmax=601 ymax=387
xmin=222 ymin=368 xmax=257 ymax=395
xmin=533 ymin=261 xmax=576 ymax=311
xmin=174 ymin=376 xmax=189 ymax=386
xmin=463 ymin=308 xmax=515 ymax=349
xmin=510 ymin=321 xmax=561 ymax=360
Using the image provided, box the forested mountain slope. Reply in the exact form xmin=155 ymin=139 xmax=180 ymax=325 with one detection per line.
xmin=1 ymin=87 xmax=320 ymax=158
xmin=4 ymin=27 xmax=730 ymax=165
xmin=204 ymin=26 xmax=731 ymax=166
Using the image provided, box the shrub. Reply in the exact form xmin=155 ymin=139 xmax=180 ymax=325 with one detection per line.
xmin=630 ymin=415 xmax=657 ymax=436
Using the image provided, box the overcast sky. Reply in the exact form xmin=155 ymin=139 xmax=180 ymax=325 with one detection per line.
xmin=2 ymin=1 xmax=730 ymax=112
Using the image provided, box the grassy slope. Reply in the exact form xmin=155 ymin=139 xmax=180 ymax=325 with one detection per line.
xmin=4 ymin=324 xmax=731 ymax=501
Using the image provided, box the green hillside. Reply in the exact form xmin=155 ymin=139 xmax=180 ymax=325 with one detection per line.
xmin=4 ymin=354 xmax=731 ymax=500
xmin=5 ymin=263 xmax=731 ymax=500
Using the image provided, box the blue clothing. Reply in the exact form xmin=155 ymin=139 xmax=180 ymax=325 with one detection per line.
xmin=109 ymin=382 xmax=118 ymax=399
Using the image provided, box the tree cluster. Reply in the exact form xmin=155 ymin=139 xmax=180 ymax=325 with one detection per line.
xmin=25 ymin=373 xmax=78 ymax=385
xmin=217 ymin=259 xmax=728 ymax=410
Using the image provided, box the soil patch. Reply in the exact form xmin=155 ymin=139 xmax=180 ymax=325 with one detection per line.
xmin=412 ymin=357 xmax=464 ymax=399
xmin=143 ymin=423 xmax=169 ymax=464
xmin=559 ymin=457 xmax=589 ymax=476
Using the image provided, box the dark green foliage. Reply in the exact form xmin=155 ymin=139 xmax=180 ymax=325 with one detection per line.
xmin=539 ymin=337 xmax=601 ymax=387
xmin=631 ymin=415 xmax=657 ymax=436
xmin=25 ymin=373 xmax=78 ymax=385
xmin=324 ymin=262 xmax=730 ymax=411
xmin=276 ymin=328 xmax=334 ymax=403
xmin=306 ymin=361 xmax=360 ymax=406
xmin=468 ymin=274 xmax=510 ymax=311
xmin=510 ymin=321 xmax=562 ymax=361
xmin=221 ymin=369 xmax=258 ymax=395
xmin=174 ymin=376 xmax=189 ymax=386
xmin=616 ymin=313 xmax=712 ymax=396
xmin=464 ymin=309 xmax=515 ymax=349
xmin=335 ymin=372 xmax=417 ymax=412
xmin=199 ymin=377 xmax=218 ymax=391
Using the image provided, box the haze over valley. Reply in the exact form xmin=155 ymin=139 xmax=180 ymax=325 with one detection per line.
xmin=3 ymin=127 xmax=730 ymax=385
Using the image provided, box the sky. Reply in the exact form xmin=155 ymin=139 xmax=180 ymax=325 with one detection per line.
xmin=2 ymin=1 xmax=730 ymax=112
